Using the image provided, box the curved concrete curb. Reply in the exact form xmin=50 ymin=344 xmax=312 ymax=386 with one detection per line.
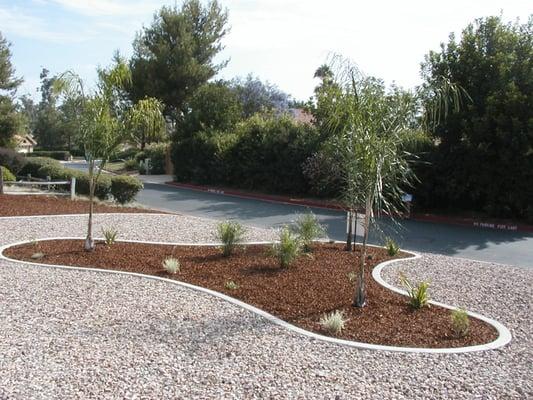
xmin=0 ymin=237 xmax=512 ymax=354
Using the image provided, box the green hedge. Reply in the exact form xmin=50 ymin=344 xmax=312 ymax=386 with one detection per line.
xmin=28 ymin=150 xmax=71 ymax=160
xmin=0 ymin=166 xmax=16 ymax=181
xmin=136 ymin=143 xmax=167 ymax=174
xmin=0 ymin=147 xmax=26 ymax=174
xmin=172 ymin=115 xmax=321 ymax=194
xmin=19 ymin=157 xmax=62 ymax=177
xmin=111 ymin=175 xmax=144 ymax=204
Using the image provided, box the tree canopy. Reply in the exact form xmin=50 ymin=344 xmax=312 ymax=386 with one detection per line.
xmin=129 ymin=0 xmax=228 ymax=122
xmin=417 ymin=16 xmax=533 ymax=220
xmin=0 ymin=32 xmax=22 ymax=147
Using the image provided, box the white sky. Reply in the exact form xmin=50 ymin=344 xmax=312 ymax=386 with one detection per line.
xmin=2 ymin=0 xmax=531 ymax=101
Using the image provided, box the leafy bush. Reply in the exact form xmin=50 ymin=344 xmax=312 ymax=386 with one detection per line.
xmin=75 ymin=173 xmax=112 ymax=200
xmin=451 ymin=308 xmax=470 ymax=337
xmin=111 ymin=175 xmax=143 ymax=204
xmin=385 ymin=238 xmax=400 ymax=256
xmin=19 ymin=157 xmax=61 ymax=177
xmin=0 ymin=147 xmax=26 ymax=174
xmin=270 ymin=227 xmax=301 ymax=268
xmin=163 ymin=257 xmax=180 ymax=274
xmin=124 ymin=158 xmax=138 ymax=170
xmin=114 ymin=147 xmax=140 ymax=161
xmin=136 ymin=143 xmax=167 ymax=174
xmin=399 ymin=273 xmax=430 ymax=309
xmin=293 ymin=211 xmax=325 ymax=252
xmin=224 ymin=280 xmax=239 ymax=290
xmin=102 ymin=228 xmax=118 ymax=245
xmin=319 ymin=310 xmax=347 ymax=335
xmin=28 ymin=150 xmax=71 ymax=160
xmin=0 ymin=166 xmax=15 ymax=181
xmin=216 ymin=220 xmax=245 ymax=257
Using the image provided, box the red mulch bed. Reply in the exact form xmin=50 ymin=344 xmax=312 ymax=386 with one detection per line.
xmin=4 ymin=240 xmax=498 ymax=348
xmin=0 ymin=194 xmax=161 ymax=216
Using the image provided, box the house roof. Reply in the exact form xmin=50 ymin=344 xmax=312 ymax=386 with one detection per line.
xmin=14 ymin=134 xmax=38 ymax=146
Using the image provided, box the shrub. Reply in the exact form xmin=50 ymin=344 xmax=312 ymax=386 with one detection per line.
xmin=19 ymin=157 xmax=61 ymax=177
xmin=451 ymin=308 xmax=470 ymax=337
xmin=124 ymin=159 xmax=138 ymax=170
xmin=114 ymin=147 xmax=140 ymax=161
xmin=385 ymin=237 xmax=400 ymax=256
xmin=399 ymin=273 xmax=430 ymax=309
xmin=216 ymin=220 xmax=245 ymax=257
xmin=270 ymin=227 xmax=301 ymax=268
xmin=0 ymin=166 xmax=15 ymax=182
xmin=136 ymin=143 xmax=167 ymax=174
xmin=293 ymin=211 xmax=325 ymax=252
xmin=224 ymin=280 xmax=239 ymax=290
xmin=0 ymin=147 xmax=26 ymax=174
xmin=111 ymin=175 xmax=143 ymax=204
xmin=28 ymin=150 xmax=71 ymax=160
xmin=319 ymin=310 xmax=347 ymax=335
xmin=162 ymin=257 xmax=180 ymax=274
xmin=31 ymin=252 xmax=44 ymax=260
xmin=102 ymin=228 xmax=118 ymax=245
xmin=75 ymin=173 xmax=112 ymax=200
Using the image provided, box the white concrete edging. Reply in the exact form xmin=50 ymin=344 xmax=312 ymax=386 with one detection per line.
xmin=0 ymin=237 xmax=512 ymax=354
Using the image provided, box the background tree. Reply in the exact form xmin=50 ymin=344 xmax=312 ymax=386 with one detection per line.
xmin=34 ymin=68 xmax=65 ymax=149
xmin=417 ymin=15 xmax=533 ymax=221
xmin=129 ymin=0 xmax=228 ymax=123
xmin=0 ymin=32 xmax=23 ymax=147
xmin=127 ymin=97 xmax=166 ymax=150
xmin=56 ymin=58 xmax=165 ymax=251
xmin=231 ymin=74 xmax=290 ymax=118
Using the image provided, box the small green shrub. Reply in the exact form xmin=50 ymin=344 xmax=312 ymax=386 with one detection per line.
xmin=0 ymin=147 xmax=26 ymax=174
xmin=136 ymin=143 xmax=167 ymax=174
xmin=31 ymin=252 xmax=44 ymax=260
xmin=270 ymin=227 xmax=301 ymax=268
xmin=216 ymin=220 xmax=245 ymax=257
xmin=293 ymin=211 xmax=326 ymax=252
xmin=19 ymin=157 xmax=61 ymax=177
xmin=111 ymin=175 xmax=143 ymax=204
xmin=0 ymin=166 xmax=15 ymax=181
xmin=319 ymin=310 xmax=347 ymax=335
xmin=385 ymin=237 xmax=400 ymax=256
xmin=163 ymin=257 xmax=180 ymax=274
xmin=451 ymin=308 xmax=470 ymax=337
xmin=114 ymin=147 xmax=140 ymax=161
xmin=102 ymin=228 xmax=118 ymax=245
xmin=75 ymin=173 xmax=112 ymax=200
xmin=399 ymin=273 xmax=430 ymax=309
xmin=224 ymin=280 xmax=239 ymax=290
xmin=124 ymin=159 xmax=138 ymax=170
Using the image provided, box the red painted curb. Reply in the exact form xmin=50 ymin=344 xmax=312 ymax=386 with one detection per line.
xmin=165 ymin=181 xmax=533 ymax=233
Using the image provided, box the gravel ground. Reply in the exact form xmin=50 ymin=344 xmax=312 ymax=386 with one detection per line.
xmin=0 ymin=214 xmax=531 ymax=399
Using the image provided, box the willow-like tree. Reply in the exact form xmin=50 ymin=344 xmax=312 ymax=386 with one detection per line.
xmin=56 ymin=56 xmax=165 ymax=251
xmin=323 ymin=56 xmax=465 ymax=307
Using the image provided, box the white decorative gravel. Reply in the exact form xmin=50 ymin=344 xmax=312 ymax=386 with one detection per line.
xmin=0 ymin=213 xmax=531 ymax=399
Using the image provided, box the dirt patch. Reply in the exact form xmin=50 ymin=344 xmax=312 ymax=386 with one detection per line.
xmin=0 ymin=194 xmax=161 ymax=216
xmin=4 ymin=240 xmax=498 ymax=348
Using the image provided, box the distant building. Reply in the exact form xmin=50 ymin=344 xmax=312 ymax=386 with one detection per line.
xmin=287 ymin=108 xmax=315 ymax=125
xmin=14 ymin=134 xmax=37 ymax=153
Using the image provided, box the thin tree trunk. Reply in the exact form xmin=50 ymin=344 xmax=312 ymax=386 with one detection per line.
xmin=353 ymin=198 xmax=371 ymax=307
xmin=0 ymin=166 xmax=4 ymax=195
xmin=84 ymin=160 xmax=95 ymax=251
xmin=345 ymin=210 xmax=352 ymax=251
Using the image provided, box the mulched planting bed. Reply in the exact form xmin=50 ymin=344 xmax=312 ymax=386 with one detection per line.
xmin=4 ymin=240 xmax=498 ymax=348
xmin=0 ymin=194 xmax=160 ymax=216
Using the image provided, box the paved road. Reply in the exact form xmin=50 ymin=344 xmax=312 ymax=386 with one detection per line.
xmin=136 ymin=179 xmax=533 ymax=268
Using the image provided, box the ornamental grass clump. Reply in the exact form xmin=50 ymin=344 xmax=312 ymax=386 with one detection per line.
xmin=399 ymin=273 xmax=430 ymax=309
xmin=270 ymin=227 xmax=302 ymax=268
xmin=385 ymin=237 xmax=400 ymax=256
xmin=451 ymin=308 xmax=470 ymax=337
xmin=102 ymin=228 xmax=118 ymax=245
xmin=224 ymin=280 xmax=239 ymax=290
xmin=319 ymin=310 xmax=347 ymax=335
xmin=162 ymin=257 xmax=180 ymax=274
xmin=293 ymin=211 xmax=326 ymax=252
xmin=216 ymin=221 xmax=245 ymax=257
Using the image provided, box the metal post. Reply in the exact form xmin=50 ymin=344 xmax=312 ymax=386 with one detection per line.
xmin=0 ymin=167 xmax=4 ymax=195
xmin=70 ymin=177 xmax=76 ymax=200
xmin=46 ymin=176 xmax=51 ymax=191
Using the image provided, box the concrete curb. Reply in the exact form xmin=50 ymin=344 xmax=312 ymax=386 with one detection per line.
xmin=0 ymin=237 xmax=512 ymax=354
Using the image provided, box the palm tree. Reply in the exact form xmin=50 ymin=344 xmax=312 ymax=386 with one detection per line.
xmin=323 ymin=55 xmax=465 ymax=307
xmin=56 ymin=56 xmax=165 ymax=251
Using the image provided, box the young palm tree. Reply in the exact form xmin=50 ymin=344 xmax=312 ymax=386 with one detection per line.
xmin=323 ymin=55 xmax=464 ymax=307
xmin=56 ymin=56 xmax=165 ymax=251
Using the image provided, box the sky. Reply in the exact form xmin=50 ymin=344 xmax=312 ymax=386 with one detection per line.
xmin=1 ymin=0 xmax=531 ymax=102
